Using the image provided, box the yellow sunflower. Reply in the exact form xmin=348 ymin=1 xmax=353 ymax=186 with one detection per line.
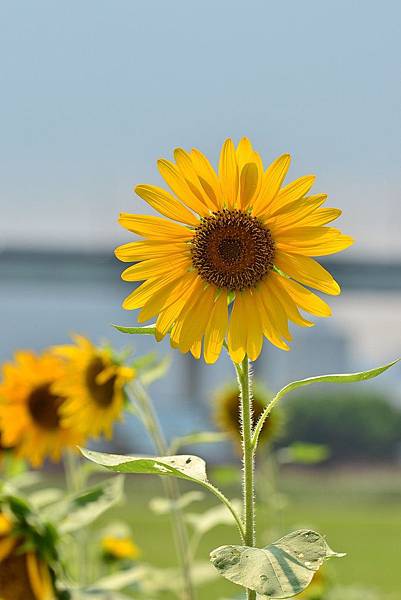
xmin=53 ymin=335 xmax=136 ymax=439
xmin=0 ymin=512 xmax=55 ymax=600
xmin=115 ymin=138 xmax=353 ymax=364
xmin=101 ymin=534 xmax=140 ymax=561
xmin=0 ymin=351 xmax=83 ymax=467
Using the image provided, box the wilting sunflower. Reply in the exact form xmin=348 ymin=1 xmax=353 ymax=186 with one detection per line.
xmin=0 ymin=351 xmax=83 ymax=467
xmin=53 ymin=335 xmax=136 ymax=439
xmin=214 ymin=382 xmax=281 ymax=449
xmin=101 ymin=534 xmax=140 ymax=561
xmin=0 ymin=511 xmax=56 ymax=600
xmin=116 ymin=138 xmax=353 ymax=364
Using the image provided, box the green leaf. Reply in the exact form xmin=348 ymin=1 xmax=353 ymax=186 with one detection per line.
xmin=169 ymin=431 xmax=229 ymax=454
xmin=149 ymin=490 xmax=204 ymax=514
xmin=276 ymin=443 xmax=330 ymax=465
xmin=210 ymin=529 xmax=345 ymax=598
xmin=80 ymin=448 xmax=208 ymax=483
xmin=30 ymin=488 xmax=64 ymax=509
xmin=186 ymin=500 xmax=242 ymax=535
xmin=86 ymin=567 xmax=144 ymax=591
xmin=276 ymin=360 xmax=400 ymax=399
xmin=51 ymin=476 xmax=124 ymax=534
xmin=253 ymin=359 xmax=400 ymax=448
xmin=80 ymin=448 xmax=245 ymax=539
xmin=113 ymin=324 xmax=157 ymax=336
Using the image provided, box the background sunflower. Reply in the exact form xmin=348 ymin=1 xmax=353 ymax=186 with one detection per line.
xmin=213 ymin=381 xmax=282 ymax=450
xmin=0 ymin=351 xmax=83 ymax=467
xmin=53 ymin=335 xmax=136 ymax=439
xmin=0 ymin=508 xmax=56 ymax=600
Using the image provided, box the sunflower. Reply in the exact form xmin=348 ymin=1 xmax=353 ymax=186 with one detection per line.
xmin=115 ymin=138 xmax=353 ymax=364
xmin=0 ymin=351 xmax=83 ymax=467
xmin=295 ymin=568 xmax=326 ymax=599
xmin=214 ymin=382 xmax=281 ymax=449
xmin=53 ymin=335 xmax=136 ymax=439
xmin=101 ymin=534 xmax=140 ymax=561
xmin=0 ymin=512 xmax=55 ymax=600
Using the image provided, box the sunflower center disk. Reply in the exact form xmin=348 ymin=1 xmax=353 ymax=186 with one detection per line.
xmin=85 ymin=357 xmax=116 ymax=408
xmin=191 ymin=209 xmax=275 ymax=290
xmin=28 ymin=383 xmax=64 ymax=430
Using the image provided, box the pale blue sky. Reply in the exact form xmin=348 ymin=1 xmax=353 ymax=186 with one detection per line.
xmin=1 ymin=0 xmax=400 ymax=258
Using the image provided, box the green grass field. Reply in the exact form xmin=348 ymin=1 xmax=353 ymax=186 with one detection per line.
xmin=103 ymin=465 xmax=401 ymax=599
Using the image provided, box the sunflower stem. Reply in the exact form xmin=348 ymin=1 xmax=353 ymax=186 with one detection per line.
xmin=234 ymin=356 xmax=256 ymax=600
xmin=129 ymin=381 xmax=196 ymax=600
xmin=63 ymin=450 xmax=88 ymax=587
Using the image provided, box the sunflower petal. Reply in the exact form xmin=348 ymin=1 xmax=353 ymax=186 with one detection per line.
xmin=267 ymin=195 xmax=327 ymax=230
xmin=190 ymin=339 xmax=202 ymax=359
xmin=204 ymin=290 xmax=228 ymax=364
xmin=239 ymin=162 xmax=259 ymax=210
xmin=270 ymin=273 xmax=315 ymax=327
xmin=253 ymin=289 xmax=290 ymax=351
xmin=115 ymin=241 xmax=188 ymax=262
xmin=265 ymin=174 xmax=316 ymax=215
xmin=118 ymin=213 xmax=193 ymax=240
xmin=276 ymin=227 xmax=354 ymax=256
xmin=190 ymin=148 xmax=221 ymax=209
xmin=252 ymin=154 xmax=291 ymax=215
xmin=260 ymin=278 xmax=292 ymax=341
xmin=137 ymin=278 xmax=185 ymax=322
xmin=135 ymin=184 xmax=199 ymax=225
xmin=174 ymin=148 xmax=218 ymax=212
xmin=122 ymin=275 xmax=180 ymax=310
xmin=227 ymin=292 xmax=247 ymax=363
xmin=173 ymin=285 xmax=217 ymax=352
xmin=219 ymin=139 xmax=239 ymax=208
xmin=155 ymin=276 xmax=201 ymax=341
xmin=158 ymin=159 xmax=209 ymax=216
xmin=242 ymin=290 xmax=264 ymax=360
xmin=121 ymin=256 xmax=190 ymax=281
xmin=279 ymin=277 xmax=332 ymax=317
xmin=274 ymin=250 xmax=341 ymax=295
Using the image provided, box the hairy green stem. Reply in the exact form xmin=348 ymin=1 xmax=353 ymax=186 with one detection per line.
xmin=235 ymin=356 xmax=256 ymax=600
xmin=130 ymin=382 xmax=195 ymax=600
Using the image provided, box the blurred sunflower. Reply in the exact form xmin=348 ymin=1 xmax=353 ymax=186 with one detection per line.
xmin=0 ymin=351 xmax=83 ymax=467
xmin=101 ymin=534 xmax=140 ymax=561
xmin=214 ymin=382 xmax=281 ymax=448
xmin=0 ymin=511 xmax=56 ymax=600
xmin=296 ymin=569 xmax=326 ymax=599
xmin=53 ymin=335 xmax=136 ymax=439
xmin=116 ymin=138 xmax=353 ymax=364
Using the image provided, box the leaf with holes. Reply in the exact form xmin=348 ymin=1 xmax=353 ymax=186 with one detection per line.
xmin=210 ymin=529 xmax=345 ymax=598
xmin=80 ymin=448 xmax=208 ymax=483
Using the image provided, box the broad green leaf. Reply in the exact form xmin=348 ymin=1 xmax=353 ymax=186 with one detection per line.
xmin=80 ymin=449 xmax=245 ymax=538
xmin=51 ymin=476 xmax=124 ymax=533
xmin=113 ymin=323 xmax=157 ymax=336
xmin=149 ymin=490 xmax=204 ymax=514
xmin=80 ymin=448 xmax=208 ymax=483
xmin=210 ymin=529 xmax=345 ymax=598
xmin=169 ymin=431 xmax=229 ymax=454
